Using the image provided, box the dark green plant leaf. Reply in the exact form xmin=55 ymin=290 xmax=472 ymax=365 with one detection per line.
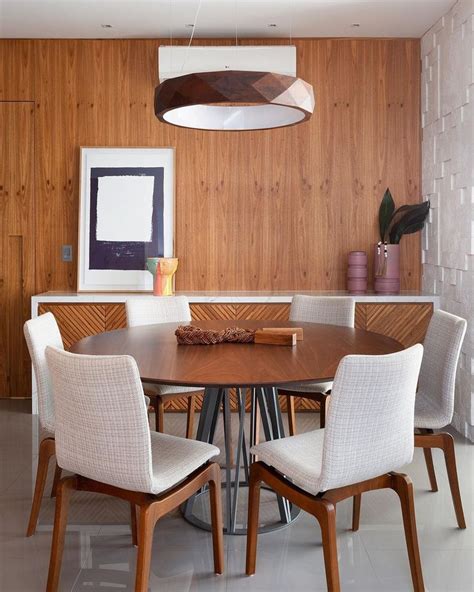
xmin=389 ymin=201 xmax=430 ymax=244
xmin=379 ymin=188 xmax=395 ymax=242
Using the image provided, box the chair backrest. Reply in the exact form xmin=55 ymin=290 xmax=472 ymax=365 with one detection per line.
xmin=318 ymin=344 xmax=423 ymax=491
xmin=289 ymin=295 xmax=355 ymax=327
xmin=24 ymin=313 xmax=64 ymax=434
xmin=45 ymin=346 xmax=154 ymax=493
xmin=125 ymin=296 xmax=191 ymax=328
xmin=418 ymin=309 xmax=467 ymax=425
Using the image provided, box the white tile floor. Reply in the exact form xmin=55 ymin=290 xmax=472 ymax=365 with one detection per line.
xmin=0 ymin=400 xmax=473 ymax=591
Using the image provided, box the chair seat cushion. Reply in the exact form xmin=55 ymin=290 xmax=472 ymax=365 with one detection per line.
xmin=150 ymin=431 xmax=219 ymax=495
xmin=251 ymin=430 xmax=325 ymax=496
xmin=415 ymin=390 xmax=449 ymax=430
xmin=279 ymin=381 xmax=333 ymax=395
xmin=143 ymin=382 xmax=201 ymax=399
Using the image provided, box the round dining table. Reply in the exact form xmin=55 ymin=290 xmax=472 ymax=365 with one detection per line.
xmin=71 ymin=319 xmax=403 ymax=535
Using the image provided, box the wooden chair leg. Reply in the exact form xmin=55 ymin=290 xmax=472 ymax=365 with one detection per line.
xmin=208 ymin=463 xmax=224 ymax=574
xmin=245 ymin=466 xmax=262 ymax=575
xmin=391 ymin=473 xmax=425 ymax=592
xmin=134 ymin=505 xmax=157 ymax=592
xmin=287 ymin=395 xmax=296 ymax=436
xmin=26 ymin=438 xmax=56 ymax=537
xmin=422 ymin=447 xmax=438 ymax=492
xmin=419 ymin=429 xmax=438 ymax=492
xmin=186 ymin=395 xmax=196 ymax=439
xmin=46 ymin=476 xmax=77 ymax=592
xmin=130 ymin=503 xmax=138 ymax=546
xmin=51 ymin=463 xmax=62 ymax=498
xmin=316 ymin=500 xmax=341 ymax=592
xmin=154 ymin=398 xmax=164 ymax=433
xmin=319 ymin=394 xmax=327 ymax=429
xmin=440 ymin=432 xmax=466 ymax=529
xmin=352 ymin=494 xmax=361 ymax=531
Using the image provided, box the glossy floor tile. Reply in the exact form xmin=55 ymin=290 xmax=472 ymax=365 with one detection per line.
xmin=0 ymin=400 xmax=473 ymax=591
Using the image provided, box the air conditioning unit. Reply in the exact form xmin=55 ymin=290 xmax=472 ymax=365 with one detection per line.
xmin=158 ymin=45 xmax=296 ymax=82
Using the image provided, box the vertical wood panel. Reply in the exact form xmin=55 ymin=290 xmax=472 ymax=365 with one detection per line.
xmin=0 ymin=40 xmax=35 ymax=100
xmin=25 ymin=38 xmax=421 ymax=293
xmin=0 ymin=102 xmax=35 ymax=396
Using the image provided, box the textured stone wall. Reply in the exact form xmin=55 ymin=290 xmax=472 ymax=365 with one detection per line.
xmin=421 ymin=0 xmax=474 ymax=440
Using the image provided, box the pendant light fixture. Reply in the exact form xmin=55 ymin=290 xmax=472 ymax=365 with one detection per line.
xmin=154 ymin=2 xmax=315 ymax=131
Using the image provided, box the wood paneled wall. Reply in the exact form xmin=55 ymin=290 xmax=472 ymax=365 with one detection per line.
xmin=0 ymin=38 xmax=421 ymax=294
xmin=0 ymin=102 xmax=35 ymax=397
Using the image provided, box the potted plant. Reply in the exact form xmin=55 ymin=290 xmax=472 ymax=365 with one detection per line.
xmin=375 ymin=189 xmax=430 ymax=293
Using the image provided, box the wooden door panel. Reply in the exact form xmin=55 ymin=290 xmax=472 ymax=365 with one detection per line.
xmin=0 ymin=102 xmax=35 ymax=397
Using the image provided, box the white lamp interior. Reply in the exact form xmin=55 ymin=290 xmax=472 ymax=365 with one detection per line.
xmin=162 ymin=104 xmax=305 ymax=130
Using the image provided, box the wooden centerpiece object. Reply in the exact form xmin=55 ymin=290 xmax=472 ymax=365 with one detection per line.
xmin=254 ymin=330 xmax=297 ymax=346
xmin=261 ymin=327 xmax=304 ymax=341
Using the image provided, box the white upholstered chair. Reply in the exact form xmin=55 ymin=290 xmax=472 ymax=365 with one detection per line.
xmin=24 ymin=313 xmax=64 ymax=536
xmin=247 ymin=345 xmax=425 ymax=592
xmin=126 ymin=296 xmax=202 ymax=438
xmin=279 ymin=295 xmax=355 ymax=433
xmin=415 ymin=310 xmax=467 ymax=528
xmin=44 ymin=346 xmax=223 ymax=592
xmin=352 ymin=310 xmax=467 ymax=532
xmin=23 ymin=312 xmax=151 ymax=537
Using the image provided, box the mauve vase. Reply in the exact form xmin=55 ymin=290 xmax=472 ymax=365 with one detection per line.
xmin=374 ymin=244 xmax=400 ymax=294
xmin=347 ymin=251 xmax=367 ymax=294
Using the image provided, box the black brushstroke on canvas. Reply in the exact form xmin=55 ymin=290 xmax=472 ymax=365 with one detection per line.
xmin=89 ymin=167 xmax=164 ymax=270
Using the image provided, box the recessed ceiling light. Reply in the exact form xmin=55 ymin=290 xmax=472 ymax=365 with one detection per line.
xmin=351 ymin=23 xmax=361 ymax=27
xmin=185 ymin=24 xmax=194 ymax=28
xmin=101 ymin=24 xmax=113 ymax=28
xmin=267 ymin=24 xmax=277 ymax=28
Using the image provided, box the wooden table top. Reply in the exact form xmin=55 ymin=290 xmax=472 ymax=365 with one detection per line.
xmin=70 ymin=320 xmax=403 ymax=388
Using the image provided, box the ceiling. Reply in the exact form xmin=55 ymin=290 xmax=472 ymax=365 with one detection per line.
xmin=0 ymin=0 xmax=455 ymax=39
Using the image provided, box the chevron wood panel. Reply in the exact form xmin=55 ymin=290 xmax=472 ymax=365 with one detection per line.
xmin=235 ymin=304 xmax=291 ymax=320
xmin=105 ymin=304 xmax=127 ymax=331
xmin=190 ymin=304 xmax=237 ymax=321
xmin=364 ymin=303 xmax=433 ymax=347
xmin=354 ymin=303 xmax=366 ymax=329
xmin=33 ymin=302 xmax=433 ymax=415
xmin=38 ymin=304 xmax=106 ymax=350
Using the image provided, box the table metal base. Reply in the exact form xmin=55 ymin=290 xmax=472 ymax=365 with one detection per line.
xmin=182 ymin=386 xmax=300 ymax=535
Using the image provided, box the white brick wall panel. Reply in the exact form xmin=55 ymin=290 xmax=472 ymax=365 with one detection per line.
xmin=422 ymin=0 xmax=474 ymax=441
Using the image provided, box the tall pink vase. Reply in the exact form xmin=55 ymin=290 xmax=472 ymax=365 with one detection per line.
xmin=374 ymin=244 xmax=400 ymax=293
xmin=347 ymin=251 xmax=367 ymax=294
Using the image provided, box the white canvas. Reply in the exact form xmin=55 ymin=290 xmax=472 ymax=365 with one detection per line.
xmin=96 ymin=176 xmax=154 ymax=242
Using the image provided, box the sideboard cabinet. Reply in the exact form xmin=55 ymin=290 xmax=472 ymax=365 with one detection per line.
xmin=36 ymin=300 xmax=433 ymax=412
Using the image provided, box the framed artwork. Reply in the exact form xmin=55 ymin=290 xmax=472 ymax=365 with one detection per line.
xmin=78 ymin=147 xmax=174 ymax=291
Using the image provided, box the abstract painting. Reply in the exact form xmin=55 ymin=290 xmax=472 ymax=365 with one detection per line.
xmin=78 ymin=148 xmax=174 ymax=291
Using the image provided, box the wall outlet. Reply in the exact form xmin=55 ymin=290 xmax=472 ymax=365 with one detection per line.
xmin=62 ymin=245 xmax=73 ymax=262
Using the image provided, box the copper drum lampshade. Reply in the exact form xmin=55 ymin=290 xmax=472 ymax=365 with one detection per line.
xmin=155 ymin=70 xmax=315 ymax=131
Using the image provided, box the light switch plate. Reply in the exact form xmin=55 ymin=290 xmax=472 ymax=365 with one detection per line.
xmin=62 ymin=245 xmax=73 ymax=262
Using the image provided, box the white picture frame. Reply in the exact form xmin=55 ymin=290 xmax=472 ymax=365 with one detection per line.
xmin=78 ymin=147 xmax=174 ymax=292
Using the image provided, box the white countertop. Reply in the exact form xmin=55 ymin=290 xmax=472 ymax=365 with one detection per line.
xmin=32 ymin=290 xmax=440 ymax=310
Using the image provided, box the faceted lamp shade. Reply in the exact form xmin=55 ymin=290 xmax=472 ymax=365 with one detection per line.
xmin=155 ymin=70 xmax=315 ymax=131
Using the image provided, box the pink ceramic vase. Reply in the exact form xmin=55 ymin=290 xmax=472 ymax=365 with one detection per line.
xmin=347 ymin=251 xmax=367 ymax=294
xmin=374 ymin=244 xmax=400 ymax=293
